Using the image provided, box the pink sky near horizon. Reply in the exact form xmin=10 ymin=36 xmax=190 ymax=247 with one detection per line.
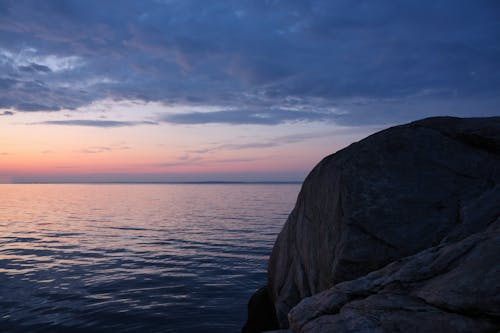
xmin=0 ymin=100 xmax=382 ymax=183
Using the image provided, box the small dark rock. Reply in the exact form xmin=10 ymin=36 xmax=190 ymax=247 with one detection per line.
xmin=242 ymin=286 xmax=279 ymax=333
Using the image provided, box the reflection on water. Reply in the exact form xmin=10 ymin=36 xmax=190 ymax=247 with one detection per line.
xmin=0 ymin=184 xmax=299 ymax=332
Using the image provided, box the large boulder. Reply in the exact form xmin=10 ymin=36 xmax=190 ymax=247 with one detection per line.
xmin=265 ymin=116 xmax=500 ymax=329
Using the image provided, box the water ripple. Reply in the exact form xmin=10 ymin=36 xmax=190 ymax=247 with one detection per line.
xmin=0 ymin=184 xmax=299 ymax=332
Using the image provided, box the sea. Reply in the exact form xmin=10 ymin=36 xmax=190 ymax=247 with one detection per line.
xmin=0 ymin=183 xmax=301 ymax=332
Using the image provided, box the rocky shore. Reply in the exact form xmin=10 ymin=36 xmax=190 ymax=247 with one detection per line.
xmin=243 ymin=116 xmax=500 ymax=333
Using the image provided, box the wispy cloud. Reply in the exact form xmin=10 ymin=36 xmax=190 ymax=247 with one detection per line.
xmin=154 ymin=155 xmax=204 ymax=167
xmin=37 ymin=120 xmax=158 ymax=127
xmin=191 ymin=128 xmax=375 ymax=154
xmin=1 ymin=48 xmax=83 ymax=72
xmin=18 ymin=63 xmax=51 ymax=73
xmin=78 ymin=144 xmax=131 ymax=154
xmin=159 ymin=109 xmax=337 ymax=125
xmin=152 ymin=156 xmax=265 ymax=168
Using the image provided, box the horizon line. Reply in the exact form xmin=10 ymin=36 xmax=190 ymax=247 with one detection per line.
xmin=4 ymin=180 xmax=303 ymax=185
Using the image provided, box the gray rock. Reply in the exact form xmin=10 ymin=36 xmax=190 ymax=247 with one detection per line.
xmin=266 ymin=116 xmax=500 ymax=329
xmin=289 ymin=219 xmax=500 ymax=332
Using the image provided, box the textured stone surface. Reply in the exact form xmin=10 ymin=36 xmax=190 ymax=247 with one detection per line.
xmin=289 ymin=218 xmax=500 ymax=332
xmin=266 ymin=116 xmax=500 ymax=329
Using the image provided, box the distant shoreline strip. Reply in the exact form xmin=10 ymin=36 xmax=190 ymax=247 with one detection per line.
xmin=6 ymin=181 xmax=303 ymax=185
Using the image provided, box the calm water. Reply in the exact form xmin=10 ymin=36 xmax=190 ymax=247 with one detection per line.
xmin=0 ymin=184 xmax=300 ymax=332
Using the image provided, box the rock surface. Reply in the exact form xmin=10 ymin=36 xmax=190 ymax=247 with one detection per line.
xmin=250 ymin=116 xmax=500 ymax=331
xmin=242 ymin=286 xmax=279 ymax=333
xmin=289 ymin=217 xmax=500 ymax=332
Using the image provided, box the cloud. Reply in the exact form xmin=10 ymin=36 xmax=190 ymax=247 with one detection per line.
xmin=160 ymin=109 xmax=337 ymax=125
xmin=147 ymin=128 xmax=377 ymax=169
xmin=33 ymin=54 xmax=82 ymax=72
xmin=16 ymin=102 xmax=61 ymax=112
xmin=152 ymin=155 xmax=265 ymax=168
xmin=0 ymin=111 xmax=14 ymax=116
xmin=18 ymin=63 xmax=51 ymax=73
xmin=1 ymin=48 xmax=83 ymax=72
xmin=78 ymin=144 xmax=131 ymax=154
xmin=154 ymin=155 xmax=204 ymax=167
xmin=0 ymin=77 xmax=18 ymax=89
xmin=191 ymin=128 xmax=377 ymax=154
xmin=37 ymin=120 xmax=158 ymax=127
xmin=0 ymin=0 xmax=498 ymax=124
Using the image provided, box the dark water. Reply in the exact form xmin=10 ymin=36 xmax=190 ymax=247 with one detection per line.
xmin=0 ymin=184 xmax=300 ymax=332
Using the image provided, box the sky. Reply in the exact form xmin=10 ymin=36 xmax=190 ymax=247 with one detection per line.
xmin=0 ymin=0 xmax=499 ymax=182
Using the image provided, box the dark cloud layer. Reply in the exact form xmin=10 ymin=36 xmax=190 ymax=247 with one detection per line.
xmin=1 ymin=0 xmax=499 ymax=125
xmin=18 ymin=63 xmax=51 ymax=73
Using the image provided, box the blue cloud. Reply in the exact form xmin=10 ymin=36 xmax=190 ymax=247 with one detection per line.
xmin=0 ymin=0 xmax=498 ymax=125
xmin=160 ymin=109 xmax=335 ymax=125
xmin=18 ymin=63 xmax=51 ymax=73
xmin=38 ymin=120 xmax=158 ymax=127
xmin=17 ymin=102 xmax=61 ymax=112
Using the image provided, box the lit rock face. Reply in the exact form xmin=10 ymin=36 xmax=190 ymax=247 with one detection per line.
xmin=267 ymin=116 xmax=500 ymax=330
